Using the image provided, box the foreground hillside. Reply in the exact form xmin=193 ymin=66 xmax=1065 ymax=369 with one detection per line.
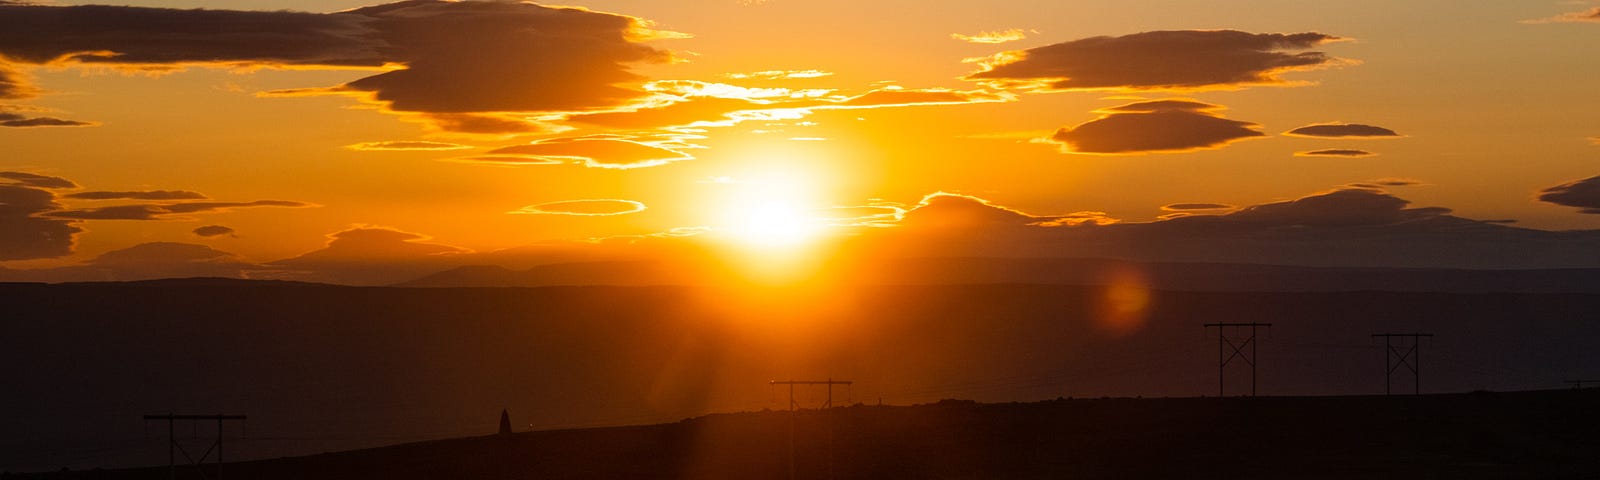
xmin=4 ymin=281 xmax=1599 ymax=471
xmin=21 ymin=390 xmax=1600 ymax=479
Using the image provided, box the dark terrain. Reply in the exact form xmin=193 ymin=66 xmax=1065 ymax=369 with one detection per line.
xmin=16 ymin=390 xmax=1600 ymax=479
xmin=4 ymin=278 xmax=1599 ymax=473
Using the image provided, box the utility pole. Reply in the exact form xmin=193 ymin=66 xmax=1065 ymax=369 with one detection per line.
xmin=1373 ymin=333 xmax=1432 ymax=395
xmin=1203 ymin=323 xmax=1271 ymax=397
xmin=769 ymin=379 xmax=853 ymax=480
xmin=143 ymin=414 xmax=246 ymax=480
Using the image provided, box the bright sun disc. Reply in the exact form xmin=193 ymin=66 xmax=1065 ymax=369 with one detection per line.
xmin=730 ymin=200 xmax=823 ymax=248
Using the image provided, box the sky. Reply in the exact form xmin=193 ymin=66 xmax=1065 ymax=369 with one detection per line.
xmin=3 ymin=0 xmax=1600 ymax=284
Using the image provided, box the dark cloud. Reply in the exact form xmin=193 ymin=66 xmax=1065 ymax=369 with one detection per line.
xmin=509 ymin=199 xmax=646 ymax=216
xmin=270 ymin=226 xmax=469 ymax=285
xmin=861 ymin=188 xmax=1600 ymax=269
xmin=1162 ymin=203 xmax=1233 ymax=211
xmin=46 ymin=200 xmax=310 ymax=220
xmin=1295 ymin=149 xmax=1376 ymax=157
xmin=345 ymin=140 xmax=472 ymax=151
xmin=0 ymin=183 xmax=81 ymax=260
xmin=1049 ymin=99 xmax=1265 ymax=154
xmin=898 ymin=193 xmax=1116 ymax=230
xmin=1285 ymin=123 xmax=1400 ymax=138
xmin=81 ymin=242 xmax=255 ymax=280
xmin=0 ymin=116 xmax=95 ymax=127
xmin=482 ymin=136 xmax=692 ymax=169
xmin=65 ymin=190 xmax=207 ymax=200
xmin=1354 ymin=178 xmax=1422 ymax=188
xmin=965 ymin=30 xmax=1344 ymax=92
xmin=0 ymin=1 xmax=675 ymax=130
xmin=192 ymin=225 xmax=236 ymax=238
xmin=0 ymin=170 xmax=76 ymax=188
xmin=1537 ymin=175 xmax=1600 ymax=214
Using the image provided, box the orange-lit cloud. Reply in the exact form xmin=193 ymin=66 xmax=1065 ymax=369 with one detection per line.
xmin=1523 ymin=7 xmax=1600 ymax=23
xmin=480 ymin=136 xmax=693 ymax=169
xmin=1295 ymin=149 xmax=1376 ymax=157
xmin=0 ymin=1 xmax=676 ymax=131
xmin=723 ymin=70 xmax=832 ymax=80
xmin=1161 ymin=203 xmax=1233 ymax=211
xmin=966 ymin=30 xmax=1345 ymax=92
xmin=831 ymin=88 xmax=1012 ymax=108
xmin=1049 ymin=99 xmax=1265 ymax=154
xmin=1538 ymin=175 xmax=1600 ymax=214
xmin=192 ymin=225 xmax=236 ymax=238
xmin=567 ymin=96 xmax=766 ymax=129
xmin=345 ymin=141 xmax=473 ymax=151
xmin=509 ymin=199 xmax=647 ymax=216
xmin=0 ymin=63 xmax=37 ymax=99
xmin=45 ymin=200 xmax=311 ymax=220
xmin=65 ymin=190 xmax=207 ymax=200
xmin=899 ymin=192 xmax=1117 ymax=229
xmin=1285 ymin=123 xmax=1400 ymax=138
xmin=950 ymin=28 xmax=1029 ymax=44
xmin=1347 ymin=178 xmax=1423 ymax=188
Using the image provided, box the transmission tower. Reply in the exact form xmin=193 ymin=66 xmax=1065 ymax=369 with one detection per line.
xmin=1203 ymin=323 xmax=1271 ymax=397
xmin=769 ymin=379 xmax=853 ymax=480
xmin=1373 ymin=333 xmax=1432 ymax=395
xmin=143 ymin=414 xmax=246 ymax=480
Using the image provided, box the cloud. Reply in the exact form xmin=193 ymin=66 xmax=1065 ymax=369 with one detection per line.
xmin=82 ymin=242 xmax=255 ymax=280
xmin=45 ymin=200 xmax=310 ymax=220
xmin=65 ymin=190 xmax=207 ymax=200
xmin=0 ymin=183 xmax=81 ymax=260
xmin=856 ymin=187 xmax=1600 ymax=269
xmin=480 ymin=136 xmax=693 ymax=169
xmin=1537 ymin=175 xmax=1600 ymax=214
xmin=509 ymin=199 xmax=647 ymax=216
xmin=1295 ymin=149 xmax=1376 ymax=158
xmin=1284 ymin=123 xmax=1400 ymax=138
xmin=898 ymin=192 xmax=1116 ymax=230
xmin=723 ymin=70 xmax=832 ymax=80
xmin=1162 ymin=203 xmax=1233 ymax=211
xmin=0 ymin=170 xmax=76 ymax=189
xmin=0 ymin=115 xmax=95 ymax=127
xmin=269 ymin=226 xmax=469 ymax=285
xmin=951 ymin=28 xmax=1028 ymax=44
xmin=831 ymin=88 xmax=1012 ymax=108
xmin=965 ymin=30 xmax=1345 ymax=92
xmin=1523 ymin=7 xmax=1600 ymax=24
xmin=0 ymin=1 xmax=676 ymax=131
xmin=1588 ymin=136 xmax=1599 ymax=146
xmin=345 ymin=140 xmax=472 ymax=151
xmin=192 ymin=225 xmax=236 ymax=238
xmin=1360 ymin=178 xmax=1423 ymax=187
xmin=566 ymin=96 xmax=767 ymax=129
xmin=1048 ymin=99 xmax=1265 ymax=154
xmin=0 ymin=62 xmax=38 ymax=99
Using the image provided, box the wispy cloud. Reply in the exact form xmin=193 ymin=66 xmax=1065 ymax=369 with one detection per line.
xmin=1522 ymin=7 xmax=1600 ymax=24
xmin=1538 ymin=175 xmax=1600 ymax=214
xmin=509 ymin=199 xmax=647 ymax=216
xmin=951 ymin=28 xmax=1029 ymax=44
xmin=345 ymin=141 xmax=474 ymax=151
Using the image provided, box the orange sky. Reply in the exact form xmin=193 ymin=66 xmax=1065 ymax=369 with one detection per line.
xmin=3 ymin=0 xmax=1600 ymax=283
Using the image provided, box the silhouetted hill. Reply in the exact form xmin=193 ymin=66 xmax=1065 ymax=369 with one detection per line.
xmin=397 ymin=257 xmax=1600 ymax=293
xmin=18 ymin=391 xmax=1600 ymax=479
xmin=4 ymin=283 xmax=1599 ymax=471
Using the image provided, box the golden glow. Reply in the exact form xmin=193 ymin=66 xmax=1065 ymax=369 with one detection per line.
xmin=705 ymin=165 xmax=840 ymax=283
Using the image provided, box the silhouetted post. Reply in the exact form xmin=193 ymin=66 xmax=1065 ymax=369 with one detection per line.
xmin=144 ymin=414 xmax=246 ymax=480
xmin=498 ymin=409 xmax=512 ymax=435
xmin=1204 ymin=323 xmax=1271 ymax=397
xmin=1373 ymin=333 xmax=1432 ymax=395
xmin=770 ymin=379 xmax=854 ymax=480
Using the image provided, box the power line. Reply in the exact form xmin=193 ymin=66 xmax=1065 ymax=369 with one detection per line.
xmin=1204 ymin=323 xmax=1272 ymax=397
xmin=1372 ymin=333 xmax=1433 ymax=395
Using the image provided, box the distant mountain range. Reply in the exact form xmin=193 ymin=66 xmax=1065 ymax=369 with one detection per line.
xmin=395 ymin=257 xmax=1600 ymax=294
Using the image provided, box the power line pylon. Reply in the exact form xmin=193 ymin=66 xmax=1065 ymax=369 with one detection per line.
xmin=1203 ymin=323 xmax=1271 ymax=397
xmin=769 ymin=379 xmax=852 ymax=480
xmin=143 ymin=414 xmax=246 ymax=480
xmin=1373 ymin=333 xmax=1432 ymax=395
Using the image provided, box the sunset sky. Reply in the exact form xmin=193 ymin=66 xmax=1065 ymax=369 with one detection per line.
xmin=4 ymin=0 xmax=1600 ymax=283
